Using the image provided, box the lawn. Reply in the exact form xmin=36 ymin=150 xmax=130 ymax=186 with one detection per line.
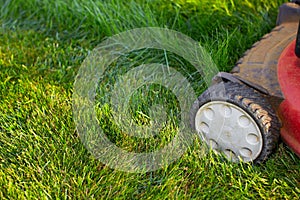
xmin=0 ymin=0 xmax=299 ymax=199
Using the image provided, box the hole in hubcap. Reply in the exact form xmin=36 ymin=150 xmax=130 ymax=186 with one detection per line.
xmin=199 ymin=122 xmax=209 ymax=134
xmin=246 ymin=133 xmax=260 ymax=145
xmin=239 ymin=148 xmax=253 ymax=158
xmin=204 ymin=108 xmax=215 ymax=120
xmin=238 ymin=115 xmax=251 ymax=127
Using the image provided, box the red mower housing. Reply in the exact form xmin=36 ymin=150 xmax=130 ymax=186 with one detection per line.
xmin=278 ymin=40 xmax=300 ymax=156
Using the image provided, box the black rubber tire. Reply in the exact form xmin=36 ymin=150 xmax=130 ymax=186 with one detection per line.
xmin=190 ymin=81 xmax=281 ymax=164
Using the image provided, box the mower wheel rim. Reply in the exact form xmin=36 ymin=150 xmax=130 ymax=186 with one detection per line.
xmin=195 ymin=101 xmax=263 ymax=162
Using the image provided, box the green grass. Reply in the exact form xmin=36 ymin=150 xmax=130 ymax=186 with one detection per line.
xmin=0 ymin=0 xmax=299 ymax=199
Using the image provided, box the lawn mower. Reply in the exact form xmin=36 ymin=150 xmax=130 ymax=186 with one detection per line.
xmin=190 ymin=1 xmax=300 ymax=163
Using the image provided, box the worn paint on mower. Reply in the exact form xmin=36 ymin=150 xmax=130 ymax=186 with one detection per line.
xmin=190 ymin=2 xmax=300 ymax=163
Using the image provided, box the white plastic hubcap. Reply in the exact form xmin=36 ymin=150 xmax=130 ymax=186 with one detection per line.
xmin=195 ymin=101 xmax=263 ymax=162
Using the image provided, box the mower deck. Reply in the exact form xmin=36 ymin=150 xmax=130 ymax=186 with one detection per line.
xmin=231 ymin=22 xmax=297 ymax=99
